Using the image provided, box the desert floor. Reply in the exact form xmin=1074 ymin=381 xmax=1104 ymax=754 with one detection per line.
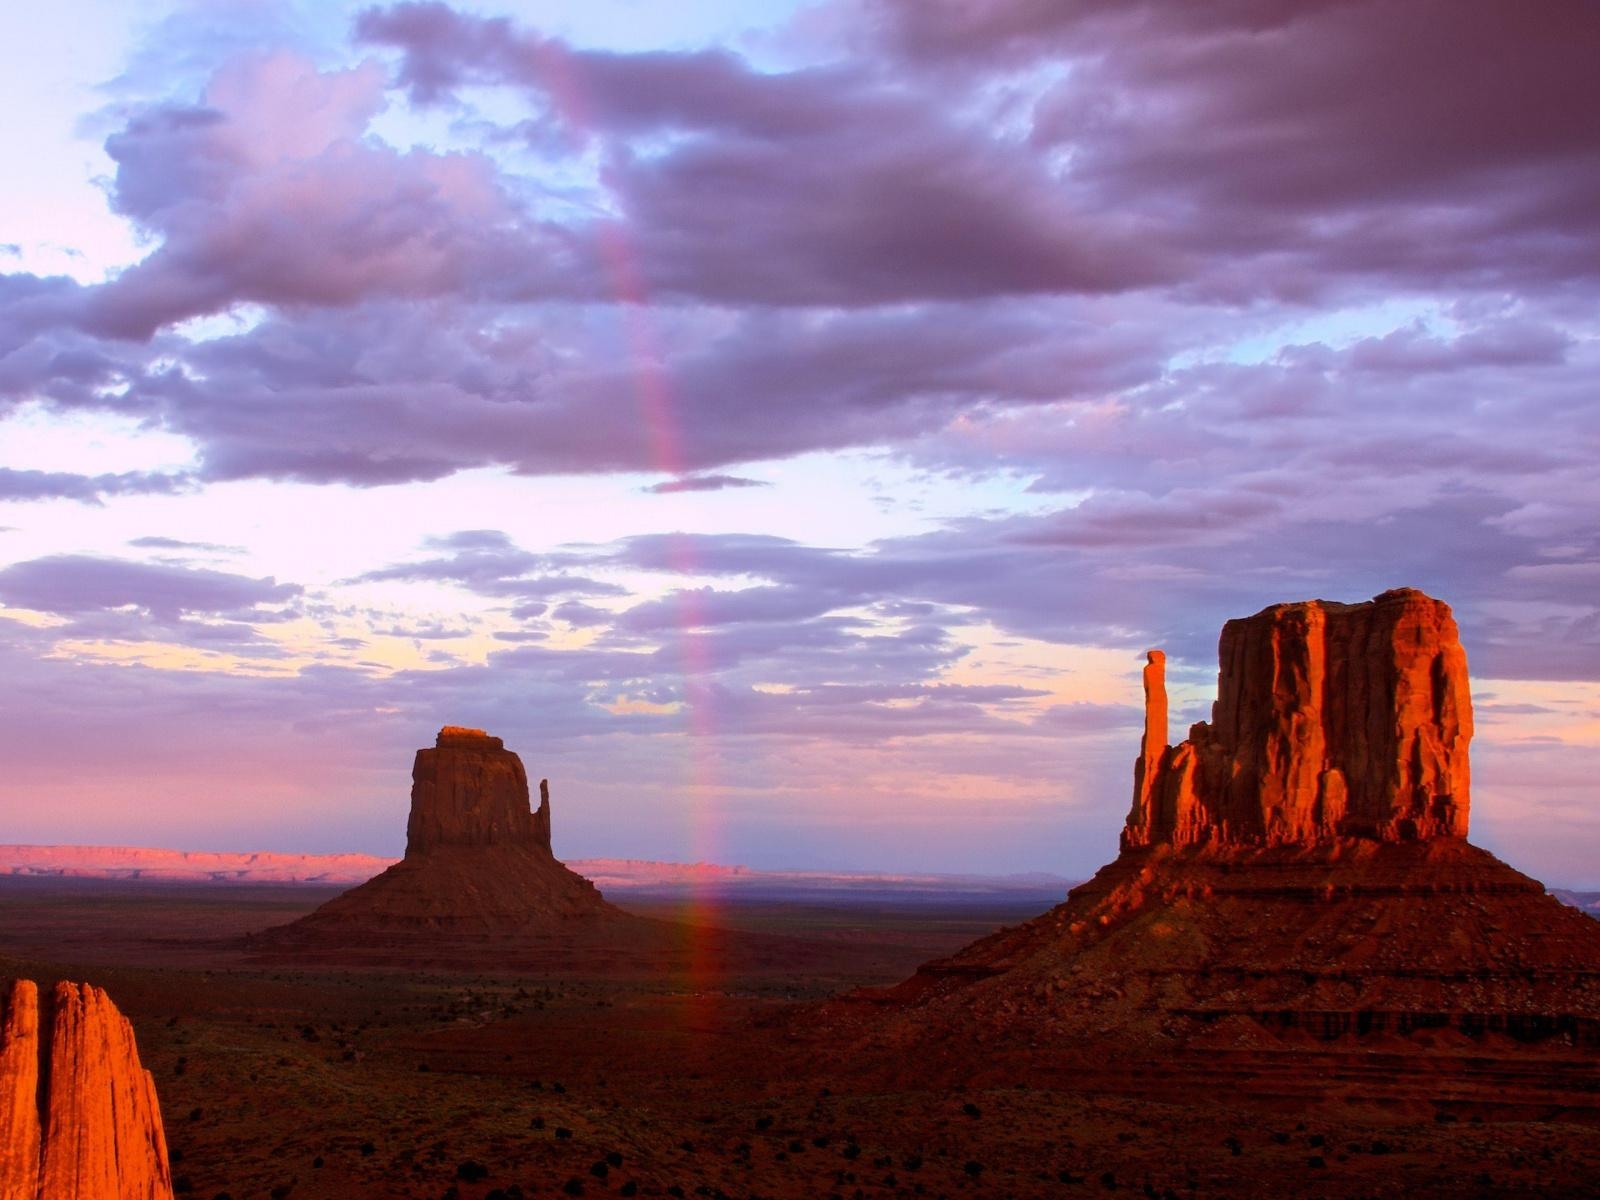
xmin=2 ymin=876 xmax=1598 ymax=1200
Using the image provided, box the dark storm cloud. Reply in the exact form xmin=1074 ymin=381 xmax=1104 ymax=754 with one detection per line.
xmin=357 ymin=3 xmax=1173 ymax=307
xmin=0 ymin=0 xmax=1586 ymax=500
xmin=870 ymin=0 xmax=1600 ymax=298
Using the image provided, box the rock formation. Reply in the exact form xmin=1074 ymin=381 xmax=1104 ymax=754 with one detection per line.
xmin=848 ymin=589 xmax=1600 ymax=1114
xmin=405 ymin=727 xmax=551 ymax=853
xmin=257 ymin=728 xmax=618 ymax=954
xmin=0 ymin=979 xmax=174 ymax=1200
xmin=1125 ymin=588 xmax=1471 ymax=848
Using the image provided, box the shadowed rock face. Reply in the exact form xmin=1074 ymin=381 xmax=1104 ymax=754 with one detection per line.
xmin=0 ymin=979 xmax=174 ymax=1200
xmin=1125 ymin=588 xmax=1472 ymax=849
xmin=406 ymin=727 xmax=552 ymax=854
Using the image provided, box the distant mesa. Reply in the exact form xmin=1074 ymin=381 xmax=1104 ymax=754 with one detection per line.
xmin=855 ymin=589 xmax=1600 ymax=1111
xmin=257 ymin=727 xmax=618 ymax=949
xmin=0 ymin=978 xmax=174 ymax=1200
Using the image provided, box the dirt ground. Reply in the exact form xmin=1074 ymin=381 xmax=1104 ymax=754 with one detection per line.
xmin=3 ymin=877 xmax=1599 ymax=1200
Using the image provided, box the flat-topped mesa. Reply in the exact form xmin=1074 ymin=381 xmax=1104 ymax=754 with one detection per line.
xmin=405 ymin=726 xmax=552 ymax=856
xmin=1123 ymin=588 xmax=1473 ymax=850
xmin=0 ymin=979 xmax=174 ymax=1200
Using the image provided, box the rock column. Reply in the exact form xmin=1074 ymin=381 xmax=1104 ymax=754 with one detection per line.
xmin=0 ymin=979 xmax=174 ymax=1200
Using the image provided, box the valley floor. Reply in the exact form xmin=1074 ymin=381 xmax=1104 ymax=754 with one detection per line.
xmin=1 ymin=878 xmax=1598 ymax=1199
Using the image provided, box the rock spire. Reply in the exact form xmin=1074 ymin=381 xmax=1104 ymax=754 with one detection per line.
xmin=0 ymin=979 xmax=174 ymax=1200
xmin=1124 ymin=588 xmax=1472 ymax=849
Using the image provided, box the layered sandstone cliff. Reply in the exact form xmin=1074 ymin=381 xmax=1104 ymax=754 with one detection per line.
xmin=1126 ymin=588 xmax=1472 ymax=848
xmin=0 ymin=979 xmax=173 ymax=1200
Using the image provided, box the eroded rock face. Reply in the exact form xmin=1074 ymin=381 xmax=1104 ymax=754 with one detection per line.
xmin=405 ymin=726 xmax=552 ymax=855
xmin=1124 ymin=588 xmax=1473 ymax=849
xmin=0 ymin=978 xmax=174 ymax=1200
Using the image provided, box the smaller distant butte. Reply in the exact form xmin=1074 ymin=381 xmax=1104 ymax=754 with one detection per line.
xmin=254 ymin=727 xmax=621 ymax=957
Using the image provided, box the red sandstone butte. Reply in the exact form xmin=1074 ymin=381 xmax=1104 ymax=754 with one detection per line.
xmin=0 ymin=979 xmax=174 ymax=1200
xmin=853 ymin=589 xmax=1600 ymax=1114
xmin=405 ymin=725 xmax=552 ymax=853
xmin=1125 ymin=588 xmax=1472 ymax=849
xmin=265 ymin=727 xmax=616 ymax=940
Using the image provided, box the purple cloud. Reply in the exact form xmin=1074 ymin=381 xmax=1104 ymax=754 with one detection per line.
xmin=644 ymin=474 xmax=769 ymax=494
xmin=0 ymin=554 xmax=299 ymax=619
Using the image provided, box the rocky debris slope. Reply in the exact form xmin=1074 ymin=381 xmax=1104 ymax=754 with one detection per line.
xmin=841 ymin=590 xmax=1600 ymax=1115
xmin=0 ymin=979 xmax=173 ymax=1200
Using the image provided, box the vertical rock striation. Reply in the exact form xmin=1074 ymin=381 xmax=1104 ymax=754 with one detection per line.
xmin=1124 ymin=588 xmax=1473 ymax=849
xmin=0 ymin=980 xmax=41 ymax=1200
xmin=0 ymin=978 xmax=174 ymax=1200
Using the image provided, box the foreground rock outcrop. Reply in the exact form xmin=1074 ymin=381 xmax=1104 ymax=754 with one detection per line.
xmin=0 ymin=979 xmax=173 ymax=1200
xmin=255 ymin=728 xmax=619 ymax=958
xmin=845 ymin=589 xmax=1600 ymax=1115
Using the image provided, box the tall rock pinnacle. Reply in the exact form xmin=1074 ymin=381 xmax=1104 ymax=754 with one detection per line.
xmin=0 ymin=979 xmax=174 ymax=1200
xmin=1124 ymin=588 xmax=1473 ymax=849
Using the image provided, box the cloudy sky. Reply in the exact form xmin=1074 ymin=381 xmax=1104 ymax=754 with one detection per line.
xmin=2 ymin=0 xmax=1598 ymax=883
